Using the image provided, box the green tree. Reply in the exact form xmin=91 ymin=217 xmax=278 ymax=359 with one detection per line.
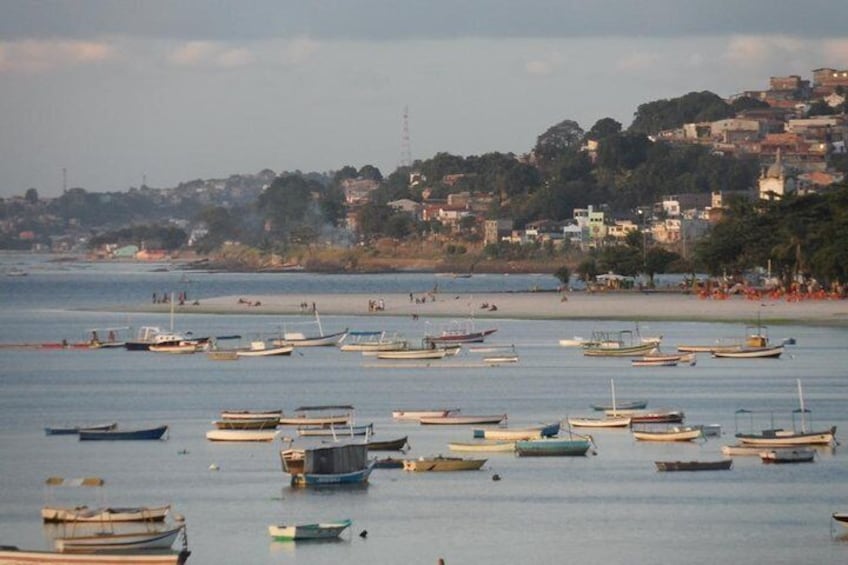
xmin=585 ymin=117 xmax=622 ymax=141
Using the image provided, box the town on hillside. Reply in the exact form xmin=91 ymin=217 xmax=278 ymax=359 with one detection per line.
xmin=1 ymin=67 xmax=847 ymax=287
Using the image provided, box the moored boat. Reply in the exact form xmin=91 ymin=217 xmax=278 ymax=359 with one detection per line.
xmin=213 ymin=418 xmax=279 ymax=430
xmin=448 ymin=440 xmax=516 ymax=453
xmin=392 ymin=409 xmax=460 ymax=420
xmin=832 ymin=512 xmax=848 ymax=527
xmin=0 ymin=547 xmax=190 ymax=564
xmin=402 ymin=456 xmax=487 ymax=471
xmin=78 ymin=425 xmax=168 ymax=441
xmin=45 ymin=423 xmax=118 ymax=436
xmin=623 ymin=409 xmax=685 ymax=424
xmin=339 ymin=331 xmax=407 ymax=352
xmin=632 ymin=426 xmax=703 ymax=442
xmin=232 ymin=341 xmax=294 ymax=357
xmin=268 ymin=519 xmax=352 ymax=541
xmin=365 ymin=436 xmax=409 ymax=451
xmin=278 ymin=406 xmax=353 ymax=427
xmin=219 ymin=409 xmax=283 ymax=421
xmin=712 ymin=345 xmax=784 ymax=359
xmin=42 ymin=505 xmax=171 ymax=524
xmin=514 ymin=437 xmax=592 ymax=457
xmin=472 ymin=422 xmax=560 ymax=441
xmin=424 ymin=320 xmax=497 ymax=345
xmin=376 ymin=348 xmax=448 ymax=360
xmin=419 ymin=414 xmax=507 ymax=426
xmin=737 ymin=426 xmax=837 ymax=446
xmin=655 ymin=460 xmax=732 ymax=471
xmin=720 ymin=443 xmax=765 ymax=456
xmin=280 ymin=443 xmax=374 ymax=487
xmin=759 ymin=448 xmax=815 ymax=463
xmin=296 ymin=423 xmax=374 ymax=437
xmin=567 ymin=415 xmax=631 ymax=428
xmin=205 ymin=429 xmax=280 ymax=442
xmin=54 ymin=526 xmax=184 ymax=553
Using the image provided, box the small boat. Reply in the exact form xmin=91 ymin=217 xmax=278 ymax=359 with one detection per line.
xmin=514 ymin=437 xmax=592 ymax=457
xmin=54 ymin=526 xmax=184 ymax=552
xmin=760 ymin=448 xmax=815 ymax=463
xmin=278 ymin=406 xmax=353 ymax=427
xmin=272 ymin=311 xmax=348 ymax=347
xmin=79 ymin=425 xmax=168 ymax=441
xmin=630 ymin=353 xmax=693 ymax=367
xmin=624 ymin=409 xmax=685 ymax=424
xmin=219 ymin=409 xmax=283 ymax=421
xmin=45 ymin=423 xmax=118 ymax=436
xmin=567 ymin=415 xmax=631 ymax=428
xmin=207 ymin=350 xmax=239 ymax=361
xmin=280 ymin=443 xmax=374 ymax=487
xmin=448 ymin=440 xmax=516 ymax=453
xmin=472 ymin=423 xmax=560 ymax=441
xmin=392 ymin=409 xmax=460 ymax=421
xmin=424 ymin=320 xmax=497 ymax=345
xmin=0 ymin=547 xmax=190 ymax=564
xmin=833 ymin=512 xmax=848 ymax=527
xmin=483 ymin=355 xmax=519 ymax=364
xmin=296 ymin=423 xmax=374 ymax=437
xmin=558 ymin=337 xmax=587 ymax=347
xmin=419 ymin=414 xmax=507 ymax=426
xmin=591 ymin=400 xmax=647 ymax=412
xmin=213 ymin=418 xmax=279 ymax=430
xmin=206 ymin=429 xmax=280 ymax=442
xmin=720 ymin=443 xmax=765 ymax=456
xmin=632 ymin=426 xmax=703 ymax=442
xmin=376 ymin=348 xmax=448 ymax=360
xmin=233 ymin=341 xmax=294 ymax=357
xmin=373 ymin=457 xmax=405 ymax=469
xmin=339 ymin=331 xmax=407 ymax=352
xmin=148 ymin=342 xmax=198 ymax=354
xmin=402 ymin=456 xmax=487 ymax=472
xmin=42 ymin=505 xmax=171 ymax=524
xmin=582 ymin=330 xmax=660 ymax=357
xmin=712 ymin=345 xmax=784 ymax=359
xmin=655 ymin=460 xmax=733 ymax=472
xmin=268 ymin=519 xmax=352 ymax=541
xmin=366 ymin=436 xmax=409 ymax=451
xmin=124 ymin=326 xmax=190 ymax=352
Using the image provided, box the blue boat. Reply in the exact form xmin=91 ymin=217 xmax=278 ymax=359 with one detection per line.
xmin=514 ymin=437 xmax=592 ymax=457
xmin=79 ymin=425 xmax=169 ymax=441
xmin=280 ymin=443 xmax=374 ymax=487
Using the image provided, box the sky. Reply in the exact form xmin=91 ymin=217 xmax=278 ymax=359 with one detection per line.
xmin=1 ymin=0 xmax=846 ymax=197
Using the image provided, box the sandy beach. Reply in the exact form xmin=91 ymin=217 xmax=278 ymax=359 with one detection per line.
xmin=137 ymin=291 xmax=848 ymax=326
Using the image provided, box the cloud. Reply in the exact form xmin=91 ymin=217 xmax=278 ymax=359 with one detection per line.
xmin=167 ymin=41 xmax=255 ymax=68
xmin=616 ymin=51 xmax=661 ymax=72
xmin=280 ymin=36 xmax=319 ymax=65
xmin=722 ymin=35 xmax=807 ymax=68
xmin=0 ymin=39 xmax=116 ymax=72
xmin=525 ymin=59 xmax=553 ymax=76
xmin=822 ymin=39 xmax=848 ymax=62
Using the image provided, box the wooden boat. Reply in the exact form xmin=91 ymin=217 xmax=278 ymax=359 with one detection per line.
xmin=424 ymin=320 xmax=497 ymax=345
xmin=42 ymin=504 xmax=171 ymax=524
xmin=268 ymin=519 xmax=352 ymax=541
xmin=373 ymin=457 xmax=405 ymax=469
xmin=712 ymin=345 xmax=784 ymax=359
xmin=737 ymin=426 xmax=837 ymax=446
xmin=720 ymin=443 xmax=765 ymax=456
xmin=219 ymin=409 xmax=282 ymax=421
xmin=760 ymin=448 xmax=815 ymax=463
xmin=558 ymin=337 xmax=587 ymax=347
xmin=632 ymin=426 xmax=703 ymax=442
xmin=205 ymin=429 xmax=279 ymax=442
xmin=280 ymin=443 xmax=374 ymax=486
xmin=631 ymin=352 xmax=695 ymax=367
xmin=272 ymin=311 xmax=347 ymax=347
xmin=472 ymin=422 xmax=560 ymax=441
xmin=567 ymin=415 xmax=631 ymax=428
xmin=655 ymin=460 xmax=733 ymax=472
xmin=514 ymin=437 xmax=592 ymax=457
xmin=483 ymin=355 xmax=519 ymax=364
xmin=592 ymin=400 xmax=647 ymax=412
xmin=233 ymin=341 xmax=294 ymax=357
xmin=366 ymin=436 xmax=409 ymax=451
xmin=448 ymin=440 xmax=516 ymax=453
xmin=213 ymin=418 xmax=279 ymax=430
xmin=832 ymin=512 xmax=848 ymax=527
xmin=0 ymin=548 xmax=190 ymax=564
xmin=148 ymin=342 xmax=198 ymax=354
xmin=207 ymin=350 xmax=239 ymax=361
xmin=625 ymin=409 xmax=685 ymax=424
xmin=54 ymin=526 xmax=183 ymax=552
xmin=45 ymin=423 xmax=118 ymax=436
xmin=79 ymin=425 xmax=168 ymax=441
xmin=392 ymin=409 xmax=460 ymax=421
xmin=296 ymin=423 xmax=373 ymax=437
xmin=124 ymin=326 xmax=189 ymax=352
xmin=582 ymin=330 xmax=660 ymax=357
xmin=376 ymin=348 xmax=448 ymax=360
xmin=402 ymin=456 xmax=486 ymax=471
xmin=339 ymin=331 xmax=407 ymax=352
xmin=278 ymin=406 xmax=353 ymax=427
xmin=419 ymin=414 xmax=507 ymax=426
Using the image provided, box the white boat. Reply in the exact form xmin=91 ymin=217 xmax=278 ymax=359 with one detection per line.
xmin=418 ymin=414 xmax=507 ymax=425
xmin=41 ymin=477 xmax=171 ymax=524
xmin=392 ymin=409 xmax=460 ymax=421
xmin=268 ymin=519 xmax=352 ymax=541
xmin=339 ymin=331 xmax=407 ymax=352
xmin=205 ymin=429 xmax=280 ymax=442
xmin=712 ymin=345 xmax=784 ymax=359
xmin=558 ymin=337 xmax=587 ymax=347
xmin=0 ymin=548 xmax=189 ymax=564
xmin=272 ymin=311 xmax=347 ymax=347
xmin=54 ymin=526 xmax=184 ymax=553
xmin=721 ymin=443 xmax=766 ymax=456
xmin=472 ymin=423 xmax=560 ymax=440
xmin=280 ymin=443 xmax=374 ymax=487
xmin=632 ymin=426 xmax=703 ymax=442
xmin=233 ymin=341 xmax=293 ymax=357
xmin=219 ymin=409 xmax=282 ymax=421
xmin=448 ymin=440 xmax=516 ymax=453
xmin=278 ymin=405 xmax=353 ymax=427
xmin=296 ymin=423 xmax=374 ymax=437
xmin=759 ymin=448 xmax=815 ymax=463
xmin=567 ymin=415 xmax=631 ymax=428
xmin=483 ymin=355 xmax=519 ymax=364
xmin=149 ymin=342 xmax=198 ymax=354
xmin=582 ymin=329 xmax=660 ymax=357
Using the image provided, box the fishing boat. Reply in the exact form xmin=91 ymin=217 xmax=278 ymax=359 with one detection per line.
xmin=582 ymin=329 xmax=660 ymax=357
xmin=375 ymin=347 xmax=448 ymax=360
xmin=205 ymin=429 xmax=280 ymax=442
xmin=832 ymin=512 xmax=848 ymax=527
xmin=232 ymin=341 xmax=294 ymax=357
xmin=624 ymin=409 xmax=685 ymax=424
xmin=213 ymin=418 xmax=279 ymax=430
xmin=448 ymin=440 xmax=516 ymax=453
xmin=392 ymin=409 xmax=460 ymax=421
xmin=366 ymin=436 xmax=409 ymax=451
xmin=339 ymin=331 xmax=407 ymax=352
xmin=720 ymin=443 xmax=765 ymax=456
xmin=45 ymin=423 xmax=118 ymax=436
xmin=402 ymin=456 xmax=487 ymax=471
xmin=712 ymin=345 xmax=784 ymax=359
xmin=514 ymin=437 xmax=593 ymax=457
xmin=655 ymin=460 xmax=733 ymax=471
xmin=631 ymin=352 xmax=696 ymax=367
xmin=219 ymin=409 xmax=283 ymax=421
xmin=148 ymin=342 xmax=198 ymax=354
xmin=272 ymin=311 xmax=347 ymax=347
xmin=0 ymin=547 xmax=190 ymax=564
xmin=472 ymin=422 xmax=560 ymax=441
xmin=419 ymin=414 xmax=507 ymax=426
xmin=591 ymin=400 xmax=647 ymax=412
xmin=41 ymin=477 xmax=171 ymax=524
xmin=268 ymin=519 xmax=352 ymax=541
xmin=734 ymin=380 xmax=837 ymax=446
xmin=483 ymin=354 xmax=519 ymax=364
xmin=296 ymin=423 xmax=374 ymax=437
xmin=79 ymin=425 xmax=168 ymax=441
xmin=278 ymin=406 xmax=353 ymax=427
xmin=632 ymin=426 xmax=703 ymax=442
xmin=124 ymin=326 xmax=188 ymax=352
xmin=759 ymin=448 xmax=815 ymax=463
xmin=424 ymin=320 xmax=497 ymax=345
xmin=573 ymin=380 xmax=636 ymax=427
xmin=280 ymin=443 xmax=375 ymax=487
xmin=54 ymin=526 xmax=184 ymax=553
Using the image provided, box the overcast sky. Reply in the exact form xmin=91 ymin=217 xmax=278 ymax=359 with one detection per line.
xmin=1 ymin=0 xmax=846 ymax=197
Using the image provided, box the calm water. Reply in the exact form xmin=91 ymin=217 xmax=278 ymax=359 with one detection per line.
xmin=1 ymin=255 xmax=848 ymax=564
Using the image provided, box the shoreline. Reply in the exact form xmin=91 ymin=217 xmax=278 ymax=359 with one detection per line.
xmin=100 ymin=291 xmax=848 ymax=327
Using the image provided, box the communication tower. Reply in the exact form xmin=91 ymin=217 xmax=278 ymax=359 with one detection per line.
xmin=399 ymin=105 xmax=412 ymax=168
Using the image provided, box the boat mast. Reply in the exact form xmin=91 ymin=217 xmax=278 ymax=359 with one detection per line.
xmin=611 ymin=379 xmax=617 ymax=414
xmin=797 ymin=379 xmax=807 ymax=433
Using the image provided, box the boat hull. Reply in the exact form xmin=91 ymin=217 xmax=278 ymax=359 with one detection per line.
xmin=567 ymin=417 xmax=631 ymax=428
xmin=472 ymin=423 xmax=559 ymax=440
xmin=655 ymin=460 xmax=732 ymax=471
xmin=736 ymin=426 xmax=836 ymax=446
xmin=392 ymin=409 xmax=459 ymax=420
xmin=419 ymin=414 xmax=507 ymax=425
xmin=268 ymin=520 xmax=352 ymax=541
xmin=54 ymin=527 xmax=182 ymax=553
xmin=403 ymin=457 xmax=486 ymax=471
xmin=514 ymin=439 xmax=591 ymax=457
xmin=448 ymin=441 xmax=516 ymax=453
xmin=291 ymin=464 xmax=375 ymax=487
xmin=712 ymin=346 xmax=784 ymax=359
xmin=632 ymin=427 xmax=702 ymax=442
xmin=0 ymin=548 xmax=189 ymax=565
xmin=760 ymin=448 xmax=815 ymax=463
xmin=205 ymin=429 xmax=279 ymax=442
xmin=366 ymin=436 xmax=409 ymax=451
xmin=78 ymin=426 xmax=168 ymax=441
xmin=41 ymin=505 xmax=170 ymax=524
